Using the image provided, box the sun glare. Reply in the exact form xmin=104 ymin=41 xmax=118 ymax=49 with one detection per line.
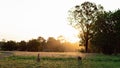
xmin=66 ymin=36 xmax=79 ymax=43
xmin=61 ymin=25 xmax=79 ymax=43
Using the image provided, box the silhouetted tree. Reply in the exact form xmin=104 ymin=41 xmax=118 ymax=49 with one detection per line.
xmin=68 ymin=1 xmax=104 ymax=52
xmin=0 ymin=41 xmax=6 ymax=50
xmin=27 ymin=39 xmax=40 ymax=51
xmin=111 ymin=9 xmax=120 ymax=54
xmin=46 ymin=37 xmax=64 ymax=52
xmin=1 ymin=41 xmax=17 ymax=51
xmin=91 ymin=9 xmax=120 ymax=54
xmin=0 ymin=36 xmax=80 ymax=52
xmin=37 ymin=36 xmax=46 ymax=51
xmin=18 ymin=40 xmax=27 ymax=51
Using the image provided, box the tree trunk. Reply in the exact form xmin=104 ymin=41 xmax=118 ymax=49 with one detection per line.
xmin=85 ymin=25 xmax=89 ymax=53
xmin=85 ymin=38 xmax=88 ymax=53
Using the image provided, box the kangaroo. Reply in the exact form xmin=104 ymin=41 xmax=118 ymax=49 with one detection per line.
xmin=77 ymin=56 xmax=82 ymax=61
xmin=37 ymin=53 xmax=40 ymax=62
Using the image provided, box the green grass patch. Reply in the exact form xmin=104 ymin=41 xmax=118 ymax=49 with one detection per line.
xmin=5 ymin=55 xmax=36 ymax=60
xmin=81 ymin=54 xmax=120 ymax=68
xmin=1 ymin=54 xmax=120 ymax=68
xmin=5 ymin=55 xmax=75 ymax=61
xmin=85 ymin=54 xmax=120 ymax=62
xmin=1 ymin=55 xmax=78 ymax=68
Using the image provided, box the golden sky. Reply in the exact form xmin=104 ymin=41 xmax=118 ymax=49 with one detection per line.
xmin=0 ymin=0 xmax=119 ymax=42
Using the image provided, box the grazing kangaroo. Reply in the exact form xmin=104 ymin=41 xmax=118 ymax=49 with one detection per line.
xmin=77 ymin=56 xmax=82 ymax=68
xmin=37 ymin=53 xmax=40 ymax=62
xmin=77 ymin=56 xmax=82 ymax=61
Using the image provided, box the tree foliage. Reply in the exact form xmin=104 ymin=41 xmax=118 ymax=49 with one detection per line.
xmin=46 ymin=37 xmax=64 ymax=52
xmin=68 ymin=1 xmax=104 ymax=52
xmin=37 ymin=36 xmax=46 ymax=51
xmin=91 ymin=9 xmax=120 ymax=54
xmin=27 ymin=39 xmax=41 ymax=51
xmin=18 ymin=41 xmax=27 ymax=51
xmin=1 ymin=41 xmax=17 ymax=51
xmin=0 ymin=36 xmax=79 ymax=52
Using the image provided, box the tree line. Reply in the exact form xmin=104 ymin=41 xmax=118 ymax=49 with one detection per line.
xmin=68 ymin=1 xmax=120 ymax=54
xmin=0 ymin=36 xmax=79 ymax=52
xmin=90 ymin=10 xmax=120 ymax=54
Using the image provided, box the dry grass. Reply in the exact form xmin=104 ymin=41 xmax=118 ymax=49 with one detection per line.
xmin=0 ymin=51 xmax=90 ymax=58
xmin=12 ymin=51 xmax=87 ymax=58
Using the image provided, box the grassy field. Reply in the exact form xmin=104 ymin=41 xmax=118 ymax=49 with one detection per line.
xmin=0 ymin=51 xmax=120 ymax=68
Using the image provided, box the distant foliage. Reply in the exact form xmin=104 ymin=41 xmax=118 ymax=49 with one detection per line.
xmin=27 ymin=39 xmax=41 ymax=51
xmin=1 ymin=41 xmax=17 ymax=51
xmin=0 ymin=36 xmax=79 ymax=52
xmin=18 ymin=41 xmax=27 ymax=51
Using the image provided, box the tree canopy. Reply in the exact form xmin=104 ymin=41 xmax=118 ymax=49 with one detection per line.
xmin=91 ymin=9 xmax=120 ymax=54
xmin=68 ymin=1 xmax=104 ymax=52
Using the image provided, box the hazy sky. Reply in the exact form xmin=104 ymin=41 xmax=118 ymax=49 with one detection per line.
xmin=0 ymin=0 xmax=120 ymax=42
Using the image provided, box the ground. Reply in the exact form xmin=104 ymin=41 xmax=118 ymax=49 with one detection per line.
xmin=0 ymin=51 xmax=13 ymax=59
xmin=0 ymin=51 xmax=120 ymax=68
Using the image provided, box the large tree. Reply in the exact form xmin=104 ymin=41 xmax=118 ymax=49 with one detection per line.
xmin=112 ymin=9 xmax=120 ymax=53
xmin=27 ymin=39 xmax=40 ymax=51
xmin=46 ymin=37 xmax=64 ymax=52
xmin=18 ymin=40 xmax=27 ymax=51
xmin=91 ymin=9 xmax=120 ymax=54
xmin=68 ymin=1 xmax=104 ymax=52
xmin=37 ymin=36 xmax=46 ymax=51
xmin=1 ymin=41 xmax=17 ymax=51
xmin=91 ymin=12 xmax=115 ymax=54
